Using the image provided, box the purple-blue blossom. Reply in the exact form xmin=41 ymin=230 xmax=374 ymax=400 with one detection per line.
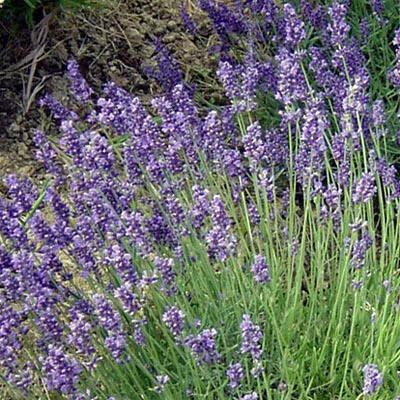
xmin=185 ymin=328 xmax=220 ymax=365
xmin=362 ymin=364 xmax=383 ymax=395
xmin=251 ymin=255 xmax=271 ymax=284
xmin=240 ymin=314 xmax=263 ymax=360
xmin=352 ymin=173 xmax=376 ymax=204
xmin=227 ymin=362 xmax=244 ymax=389
xmin=67 ymin=59 xmax=94 ymax=104
xmin=163 ymin=306 xmax=185 ymax=338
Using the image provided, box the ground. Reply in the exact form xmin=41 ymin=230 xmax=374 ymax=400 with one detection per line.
xmin=0 ymin=0 xmax=217 ymax=190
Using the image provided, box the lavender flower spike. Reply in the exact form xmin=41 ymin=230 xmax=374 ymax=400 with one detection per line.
xmin=240 ymin=314 xmax=263 ymax=360
xmin=185 ymin=328 xmax=220 ymax=365
xmin=67 ymin=59 xmax=94 ymax=104
xmin=251 ymin=255 xmax=271 ymax=284
xmin=226 ymin=362 xmax=244 ymax=389
xmin=352 ymin=172 xmax=376 ymax=204
xmin=162 ymin=306 xmax=185 ymax=338
xmin=282 ymin=3 xmax=306 ymax=48
xmin=362 ymin=364 xmax=383 ymax=395
xmin=389 ymin=29 xmax=400 ymax=88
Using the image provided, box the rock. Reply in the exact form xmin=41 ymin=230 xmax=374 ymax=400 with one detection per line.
xmin=167 ymin=20 xmax=177 ymax=30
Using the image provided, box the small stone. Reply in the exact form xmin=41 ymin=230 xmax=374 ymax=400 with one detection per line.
xmin=167 ymin=20 xmax=177 ymax=30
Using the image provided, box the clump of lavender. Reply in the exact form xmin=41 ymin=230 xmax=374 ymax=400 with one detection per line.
xmin=362 ymin=364 xmax=383 ymax=395
xmin=2 ymin=0 xmax=400 ymax=398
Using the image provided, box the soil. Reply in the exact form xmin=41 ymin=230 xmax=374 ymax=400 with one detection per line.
xmin=0 ymin=0 xmax=219 ymax=190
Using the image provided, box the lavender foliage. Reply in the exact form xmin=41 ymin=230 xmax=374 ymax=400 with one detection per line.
xmin=1 ymin=1 xmax=399 ymax=398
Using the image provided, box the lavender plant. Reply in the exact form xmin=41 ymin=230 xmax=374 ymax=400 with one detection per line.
xmin=1 ymin=0 xmax=400 ymax=399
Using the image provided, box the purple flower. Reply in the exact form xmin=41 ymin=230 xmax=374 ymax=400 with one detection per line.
xmin=375 ymin=158 xmax=397 ymax=186
xmin=144 ymin=39 xmax=183 ymax=92
xmin=371 ymin=99 xmax=387 ymax=136
xmin=240 ymin=314 xmax=263 ymax=360
xmin=251 ymin=255 xmax=271 ymax=284
xmin=352 ymin=173 xmax=376 ymax=204
xmin=276 ymin=48 xmax=308 ymax=105
xmin=4 ymin=174 xmax=38 ymax=216
xmin=226 ymin=362 xmax=244 ymax=389
xmin=39 ymin=94 xmax=78 ymax=121
xmin=281 ymin=3 xmax=306 ymax=48
xmin=185 ymin=328 xmax=220 ymax=365
xmin=359 ymin=18 xmax=370 ymax=44
xmin=162 ymin=306 xmax=185 ymax=338
xmin=243 ymin=122 xmax=265 ymax=172
xmin=202 ymin=110 xmax=227 ymax=156
xmin=301 ymin=0 xmax=326 ymax=29
xmin=154 ymin=257 xmax=177 ymax=295
xmin=389 ymin=29 xmax=400 ymax=88
xmin=93 ymin=294 xmax=126 ymax=360
xmin=41 ymin=345 xmax=83 ymax=394
xmin=324 ymin=185 xmax=341 ymax=209
xmin=68 ymin=312 xmax=95 ymax=360
xmin=296 ymin=98 xmax=329 ymax=184
xmin=81 ymin=130 xmax=115 ymax=172
xmin=371 ymin=0 xmax=384 ymax=15
xmin=206 ymin=195 xmax=237 ymax=262
xmin=134 ymin=325 xmax=147 ymax=347
xmin=351 ymin=231 xmax=373 ymax=269
xmin=191 ymin=185 xmax=210 ymax=229
xmin=67 ymin=59 xmax=93 ymax=104
xmin=198 ymin=0 xmax=246 ymax=41
xmin=114 ymin=283 xmax=142 ymax=316
xmin=217 ymin=57 xmax=264 ymax=110
xmin=217 ymin=60 xmax=242 ymax=100
xmin=327 ymin=2 xmax=350 ymax=48
xmin=106 ymin=244 xmax=138 ymax=285
xmin=362 ymin=364 xmax=383 ymax=395
xmin=180 ymin=6 xmax=197 ymax=35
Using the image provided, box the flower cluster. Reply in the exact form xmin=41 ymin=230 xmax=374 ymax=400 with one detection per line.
xmin=240 ymin=314 xmax=263 ymax=360
xmin=250 ymin=255 xmax=271 ymax=284
xmin=362 ymin=364 xmax=383 ymax=395
xmin=0 ymin=0 xmax=399 ymax=398
xmin=185 ymin=329 xmax=220 ymax=365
